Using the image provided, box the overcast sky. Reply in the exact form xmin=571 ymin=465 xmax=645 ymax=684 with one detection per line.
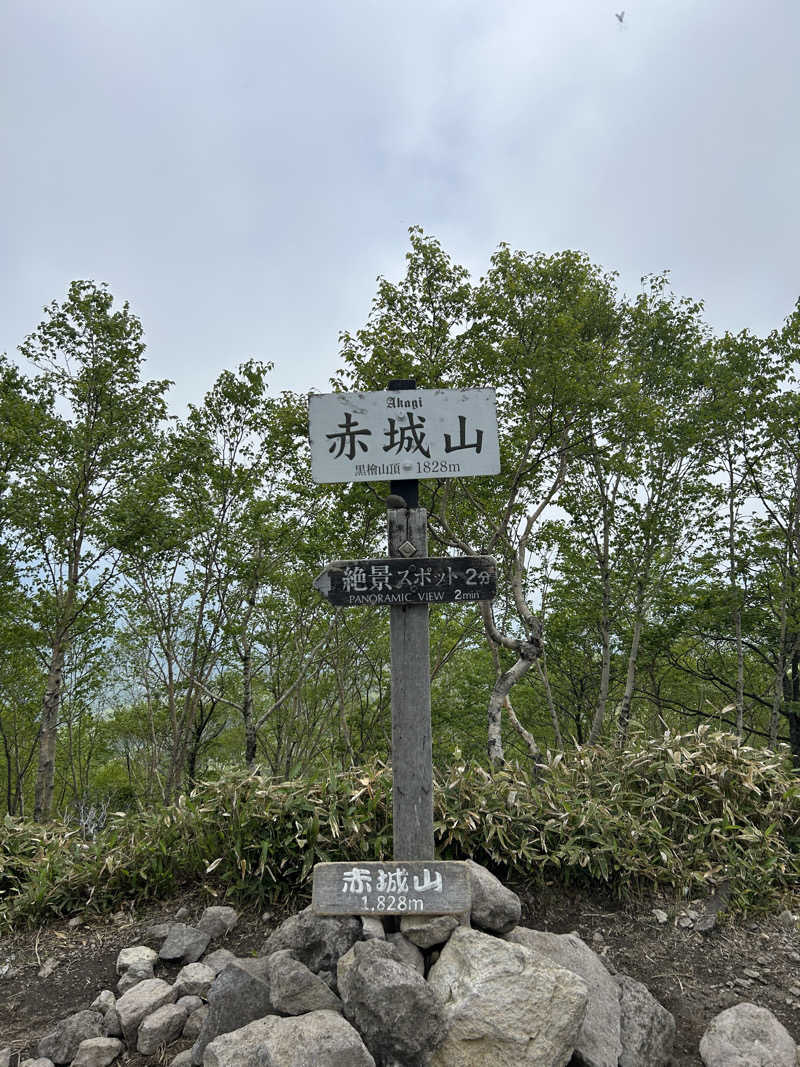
xmin=2 ymin=0 xmax=798 ymax=413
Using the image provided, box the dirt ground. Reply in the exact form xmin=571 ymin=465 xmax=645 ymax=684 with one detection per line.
xmin=1 ymin=884 xmax=798 ymax=1066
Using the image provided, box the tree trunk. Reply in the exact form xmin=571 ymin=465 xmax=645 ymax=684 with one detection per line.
xmin=616 ymin=608 xmax=644 ymax=747
xmin=242 ymin=642 xmax=257 ymax=769
xmin=534 ymin=655 xmax=563 ymax=749
xmin=33 ymin=636 xmax=67 ymax=822
xmin=487 ymin=651 xmax=537 ymax=767
xmin=589 ymin=575 xmax=612 ymax=745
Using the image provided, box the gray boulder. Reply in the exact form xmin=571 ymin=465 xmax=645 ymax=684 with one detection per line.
xmin=115 ymin=945 xmax=157 ymax=975
xmin=170 ymin=1052 xmax=194 ymax=1067
xmin=70 ymin=1037 xmax=124 ymax=1067
xmin=37 ymin=1010 xmax=103 ymax=1064
xmin=197 ymin=905 xmax=239 ymax=939
xmin=137 ymin=1002 xmax=189 ymax=1055
xmin=190 ymin=957 xmax=276 ymax=1064
xmin=615 ymin=972 xmax=675 ymax=1066
xmin=116 ymin=962 xmax=154 ymax=995
xmin=508 ymin=927 xmax=621 ymax=1067
xmin=115 ymin=977 xmax=176 ymax=1045
xmin=260 ymin=905 xmax=364 ymax=978
xmin=360 ymin=915 xmax=386 ymax=940
xmin=337 ymin=938 xmax=447 ymax=1063
xmin=88 ymin=991 xmax=115 ymax=1014
xmin=158 ymin=922 xmax=211 ymax=964
xmin=182 ymin=1004 xmax=208 ymax=1041
xmin=202 ymin=948 xmax=236 ymax=975
xmin=101 ymin=1006 xmax=122 ymax=1039
xmin=699 ymin=1001 xmax=798 ymax=1067
xmin=203 ymin=1011 xmax=376 ymax=1067
xmin=465 ymin=859 xmax=521 ymax=934
xmin=428 ymin=926 xmax=587 ymax=1067
xmin=386 ymin=931 xmax=425 ymax=975
xmin=266 ymin=949 xmax=343 ymax=1014
xmin=399 ymin=914 xmax=459 ymax=949
xmin=174 ymin=961 xmax=215 ymax=998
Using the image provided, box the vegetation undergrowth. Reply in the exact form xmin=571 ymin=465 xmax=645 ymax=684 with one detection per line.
xmin=1 ymin=728 xmax=797 ymax=931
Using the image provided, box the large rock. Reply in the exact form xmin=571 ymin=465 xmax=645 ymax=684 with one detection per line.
xmin=464 ymin=859 xmax=521 ymax=934
xmin=190 ymin=957 xmax=276 ymax=1064
xmin=204 ymin=1011 xmax=376 ymax=1067
xmin=137 ymin=1002 xmax=189 ymax=1055
xmin=265 ymin=949 xmax=343 ymax=1014
xmin=115 ymin=977 xmax=176 ymax=1045
xmin=507 ymin=927 xmax=621 ymax=1067
xmin=337 ymin=938 xmax=447 ymax=1063
xmin=37 ymin=1010 xmax=103 ymax=1064
xmin=70 ymin=1038 xmax=124 ymax=1067
xmin=197 ymin=905 xmax=239 ymax=939
xmin=158 ymin=923 xmax=211 ymax=964
xmin=615 ymin=972 xmax=675 ymax=1067
xmin=699 ymin=1001 xmax=798 ymax=1067
xmin=260 ymin=905 xmax=363 ymax=978
xmin=428 ymin=926 xmax=587 ymax=1067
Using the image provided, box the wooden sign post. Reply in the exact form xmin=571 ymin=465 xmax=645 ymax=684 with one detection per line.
xmin=308 ymin=378 xmax=500 ymax=913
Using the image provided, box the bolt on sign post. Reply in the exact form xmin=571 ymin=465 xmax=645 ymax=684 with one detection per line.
xmin=308 ymin=379 xmax=500 ymax=915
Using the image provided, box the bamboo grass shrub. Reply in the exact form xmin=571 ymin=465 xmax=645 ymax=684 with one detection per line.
xmin=1 ymin=728 xmax=797 ymax=929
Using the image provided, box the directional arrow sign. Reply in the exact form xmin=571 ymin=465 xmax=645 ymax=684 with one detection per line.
xmin=313 ymin=556 xmax=496 ymax=607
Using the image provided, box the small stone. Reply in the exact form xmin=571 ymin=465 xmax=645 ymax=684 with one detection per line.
xmin=137 ymin=1002 xmax=189 ymax=1055
xmin=0 ymin=1048 xmax=10 ymax=1067
xmin=360 ymin=915 xmax=386 ymax=940
xmin=778 ymin=909 xmax=798 ymax=931
xmin=174 ymin=961 xmax=215 ymax=998
xmin=652 ymin=908 xmax=669 ymax=924
xmin=169 ymin=1052 xmax=193 ymax=1067
xmin=38 ymin=957 xmax=58 ymax=978
xmin=399 ymin=913 xmax=459 ymax=948
xmin=158 ymin=923 xmax=211 ymax=964
xmin=115 ymin=977 xmax=176 ymax=1045
xmin=102 ymin=1006 xmax=122 ymax=1038
xmin=182 ymin=1004 xmax=208 ymax=1040
xmin=37 ymin=1010 xmax=103 ymax=1063
xmin=20 ymin=1060 xmax=55 ymax=1067
xmin=70 ymin=1037 xmax=124 ymax=1067
xmin=89 ymin=990 xmax=116 ymax=1014
xmin=176 ymin=995 xmax=203 ymax=1014
xmin=67 ymin=916 xmax=84 ymax=929
xmin=196 ymin=906 xmax=239 ymax=939
xmin=175 ymin=906 xmax=191 ymax=920
xmin=677 ymin=915 xmax=694 ymax=928
xmin=202 ymin=948 xmax=236 ymax=975
xmin=117 ymin=963 xmax=154 ymax=995
xmin=116 ymin=945 xmax=157 ymax=975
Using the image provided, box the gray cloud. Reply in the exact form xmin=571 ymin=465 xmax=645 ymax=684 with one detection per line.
xmin=2 ymin=0 xmax=798 ymax=412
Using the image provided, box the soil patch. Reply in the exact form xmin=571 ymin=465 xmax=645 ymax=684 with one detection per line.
xmin=1 ymin=886 xmax=798 ymax=1065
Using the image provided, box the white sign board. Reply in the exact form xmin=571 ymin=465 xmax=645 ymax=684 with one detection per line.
xmin=309 ymin=388 xmax=500 ymax=484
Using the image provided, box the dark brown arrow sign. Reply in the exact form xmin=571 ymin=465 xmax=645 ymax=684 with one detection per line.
xmin=313 ymin=555 xmax=496 ymax=607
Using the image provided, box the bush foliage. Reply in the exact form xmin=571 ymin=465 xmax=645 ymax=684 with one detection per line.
xmin=1 ymin=728 xmax=797 ymax=930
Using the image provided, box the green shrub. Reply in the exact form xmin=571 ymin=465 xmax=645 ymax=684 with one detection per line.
xmin=1 ymin=727 xmax=797 ymax=930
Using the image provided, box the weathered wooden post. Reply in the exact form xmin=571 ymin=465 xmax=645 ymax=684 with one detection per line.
xmin=307 ymin=380 xmax=500 ymax=916
xmin=386 ymin=377 xmax=433 ymax=860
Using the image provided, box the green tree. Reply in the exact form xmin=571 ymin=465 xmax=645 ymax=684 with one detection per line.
xmin=13 ymin=282 xmax=169 ymax=821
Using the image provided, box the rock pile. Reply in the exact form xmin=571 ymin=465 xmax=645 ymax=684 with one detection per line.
xmin=3 ymin=866 xmax=798 ymax=1067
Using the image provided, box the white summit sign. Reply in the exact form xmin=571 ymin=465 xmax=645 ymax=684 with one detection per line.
xmin=308 ymin=387 xmax=500 ymax=484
